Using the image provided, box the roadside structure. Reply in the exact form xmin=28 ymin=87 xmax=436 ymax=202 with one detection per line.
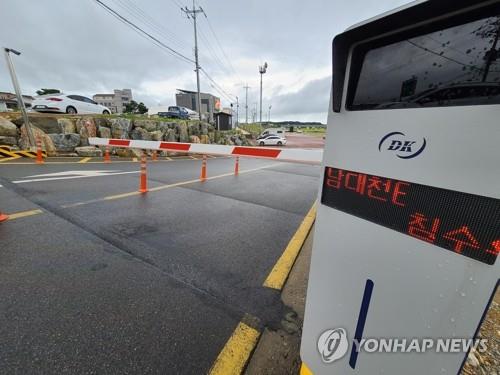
xmin=175 ymin=89 xmax=220 ymax=123
xmin=93 ymin=89 xmax=132 ymax=114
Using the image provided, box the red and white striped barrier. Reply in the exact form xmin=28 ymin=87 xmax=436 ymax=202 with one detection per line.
xmin=88 ymin=138 xmax=323 ymax=165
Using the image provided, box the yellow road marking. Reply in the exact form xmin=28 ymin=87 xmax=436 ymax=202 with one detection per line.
xmin=300 ymin=362 xmax=314 ymax=375
xmin=78 ymin=157 xmax=91 ymax=163
xmin=263 ymin=203 xmax=317 ymax=290
xmin=7 ymin=209 xmax=43 ymax=220
xmin=103 ymin=191 xmax=141 ymax=201
xmin=63 ymin=163 xmax=280 ymax=208
xmin=209 ymin=321 xmax=260 ymax=375
xmin=0 ymin=156 xmax=21 ymax=163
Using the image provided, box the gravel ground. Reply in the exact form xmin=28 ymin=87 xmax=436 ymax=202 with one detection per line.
xmin=463 ymin=291 xmax=499 ymax=375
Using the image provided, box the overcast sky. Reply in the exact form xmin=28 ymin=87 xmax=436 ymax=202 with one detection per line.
xmin=0 ymin=0 xmax=409 ymax=122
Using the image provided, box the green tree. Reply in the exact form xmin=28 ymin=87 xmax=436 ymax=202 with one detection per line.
xmin=124 ymin=100 xmax=148 ymax=114
xmin=137 ymin=102 xmax=148 ymax=114
xmin=124 ymin=100 xmax=138 ymax=113
xmin=36 ymin=88 xmax=61 ymax=96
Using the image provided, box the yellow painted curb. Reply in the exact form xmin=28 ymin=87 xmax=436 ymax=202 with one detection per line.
xmin=300 ymin=362 xmax=314 ymax=375
xmin=263 ymin=203 xmax=317 ymax=290
xmin=78 ymin=157 xmax=91 ymax=163
xmin=209 ymin=320 xmax=260 ymax=375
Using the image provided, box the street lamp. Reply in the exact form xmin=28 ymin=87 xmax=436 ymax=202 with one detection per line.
xmin=259 ymin=62 xmax=268 ymax=124
xmin=3 ymin=47 xmax=35 ymax=148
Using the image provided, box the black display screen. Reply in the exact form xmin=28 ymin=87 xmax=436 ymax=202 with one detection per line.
xmin=321 ymin=167 xmax=499 ymax=265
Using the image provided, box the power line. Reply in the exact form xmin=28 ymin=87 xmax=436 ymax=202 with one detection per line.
xmin=93 ymin=0 xmax=194 ymax=64
xmin=201 ymin=11 xmax=241 ymax=80
xmin=200 ymin=68 xmax=235 ymax=102
xmin=197 ymin=27 xmax=233 ymax=76
xmin=110 ymin=0 xmax=188 ymax=52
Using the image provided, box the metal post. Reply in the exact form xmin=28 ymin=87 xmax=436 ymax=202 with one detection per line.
xmin=235 ymin=96 xmax=239 ymax=127
xmin=258 ymin=62 xmax=268 ymax=124
xmin=259 ymin=72 xmax=263 ymax=124
xmin=3 ymin=48 xmax=35 ymax=149
xmin=268 ymin=105 xmax=272 ymax=124
xmin=244 ymin=85 xmax=250 ymax=124
xmin=183 ymin=2 xmax=204 ymax=122
xmin=193 ymin=1 xmax=202 ymax=122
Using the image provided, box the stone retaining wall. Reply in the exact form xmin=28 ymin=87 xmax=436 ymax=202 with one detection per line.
xmin=0 ymin=113 xmax=250 ymax=156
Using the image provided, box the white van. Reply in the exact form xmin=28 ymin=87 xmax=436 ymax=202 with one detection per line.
xmin=258 ymin=128 xmax=286 ymax=139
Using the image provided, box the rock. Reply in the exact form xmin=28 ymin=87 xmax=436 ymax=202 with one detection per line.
xmin=188 ymin=123 xmax=200 ymax=137
xmin=75 ymin=146 xmax=102 ymax=157
xmin=281 ymin=319 xmax=300 ymax=334
xmin=467 ymin=351 xmax=480 ymax=367
xmin=157 ymin=122 xmax=176 ymax=134
xmin=234 ymin=136 xmax=243 ymax=146
xmin=200 ymin=134 xmax=209 ymax=144
xmin=98 ymin=126 xmax=111 ymax=138
xmin=77 ymin=118 xmax=97 ymax=146
xmin=57 ymin=118 xmax=76 ymax=134
xmin=19 ymin=125 xmax=57 ymax=156
xmin=130 ymin=127 xmax=151 ymax=140
xmin=115 ymin=148 xmax=136 ymax=158
xmin=149 ymin=130 xmax=163 ymax=141
xmin=94 ymin=117 xmax=111 ymax=129
xmin=200 ymin=122 xmax=209 ymax=135
xmin=166 ymin=128 xmax=177 ymax=142
xmin=177 ymin=122 xmax=189 ymax=142
xmin=110 ymin=118 xmax=132 ymax=139
xmin=0 ymin=117 xmax=18 ymax=136
xmin=0 ymin=136 xmax=17 ymax=146
xmin=25 ymin=116 xmax=62 ymax=134
xmin=189 ymin=135 xmax=200 ymax=143
xmin=134 ymin=119 xmax=157 ymax=132
xmin=48 ymin=133 xmax=81 ymax=152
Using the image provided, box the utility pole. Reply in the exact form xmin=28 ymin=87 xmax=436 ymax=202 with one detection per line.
xmin=235 ymin=96 xmax=239 ymax=126
xmin=244 ymin=84 xmax=250 ymax=124
xmin=182 ymin=1 xmax=205 ymax=121
xmin=3 ymin=47 xmax=35 ymax=149
xmin=268 ymin=105 xmax=272 ymax=124
xmin=259 ymin=62 xmax=268 ymax=124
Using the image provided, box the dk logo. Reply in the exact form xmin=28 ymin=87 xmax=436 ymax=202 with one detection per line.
xmin=379 ymin=131 xmax=426 ymax=159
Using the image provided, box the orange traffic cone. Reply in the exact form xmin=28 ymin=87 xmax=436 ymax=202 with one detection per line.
xmin=0 ymin=210 xmax=8 ymax=223
xmin=152 ymin=150 xmax=158 ymax=161
xmin=200 ymin=154 xmax=207 ymax=181
xmin=104 ymin=146 xmax=111 ymax=163
xmin=139 ymin=151 xmax=148 ymax=193
xmin=36 ymin=135 xmax=44 ymax=164
xmin=234 ymin=156 xmax=239 ymax=175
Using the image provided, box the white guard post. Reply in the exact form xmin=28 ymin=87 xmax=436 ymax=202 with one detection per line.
xmin=300 ymin=1 xmax=499 ymax=374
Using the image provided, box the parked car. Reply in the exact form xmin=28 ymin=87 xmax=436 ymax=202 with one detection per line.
xmin=258 ymin=135 xmax=287 ymax=146
xmin=256 ymin=133 xmax=274 ymax=140
xmin=32 ymin=94 xmax=111 ymax=114
xmin=184 ymin=107 xmax=200 ymax=120
xmin=158 ymin=106 xmax=190 ymax=119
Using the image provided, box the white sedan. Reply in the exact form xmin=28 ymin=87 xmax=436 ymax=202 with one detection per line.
xmin=32 ymin=94 xmax=111 ymax=115
xmin=258 ymin=135 xmax=287 ymax=146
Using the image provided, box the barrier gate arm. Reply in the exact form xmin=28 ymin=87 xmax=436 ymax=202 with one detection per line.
xmin=88 ymin=137 xmax=323 ymax=165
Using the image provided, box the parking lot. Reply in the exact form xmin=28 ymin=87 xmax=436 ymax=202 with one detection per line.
xmin=0 ymin=155 xmax=320 ymax=374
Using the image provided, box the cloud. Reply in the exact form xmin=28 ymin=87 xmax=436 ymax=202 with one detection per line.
xmin=0 ymin=0 xmax=409 ymax=121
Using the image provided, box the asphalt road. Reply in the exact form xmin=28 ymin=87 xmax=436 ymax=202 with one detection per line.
xmin=0 ymin=156 xmax=320 ymax=374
